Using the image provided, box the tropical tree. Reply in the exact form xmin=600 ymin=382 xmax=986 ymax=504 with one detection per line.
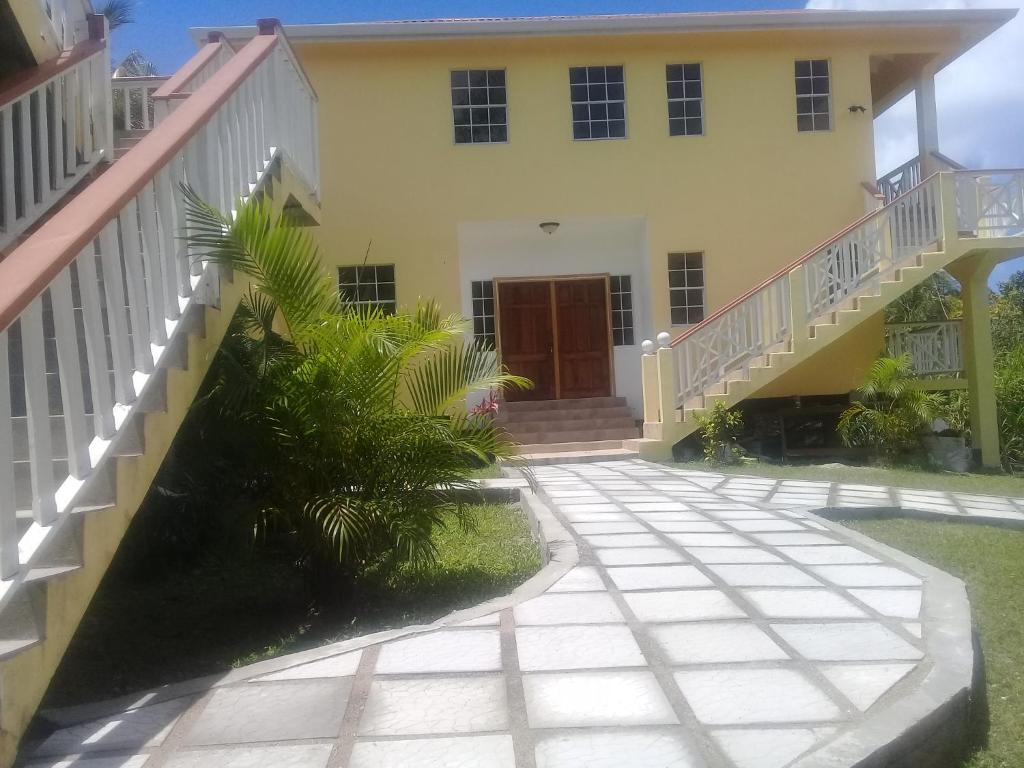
xmin=178 ymin=187 xmax=530 ymax=589
xmin=884 ymin=271 xmax=962 ymax=324
xmin=96 ymin=0 xmax=135 ymax=30
xmin=838 ymin=355 xmax=942 ymax=463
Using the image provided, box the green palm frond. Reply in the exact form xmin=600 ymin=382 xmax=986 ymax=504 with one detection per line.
xmin=97 ymin=0 xmax=135 ymax=30
xmin=406 ymin=340 xmax=531 ymax=415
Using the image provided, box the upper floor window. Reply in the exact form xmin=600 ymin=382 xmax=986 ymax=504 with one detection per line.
xmin=339 ymin=265 xmax=396 ymax=315
xmin=451 ymin=69 xmax=508 ymax=144
xmin=569 ymin=65 xmax=626 ymax=140
xmin=610 ymin=275 xmax=635 ymax=346
xmin=795 ymin=59 xmax=831 ymax=132
xmin=668 ymin=252 xmax=705 ymax=325
xmin=666 ymin=63 xmax=704 ymax=136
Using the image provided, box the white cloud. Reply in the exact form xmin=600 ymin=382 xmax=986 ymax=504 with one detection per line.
xmin=807 ymin=0 xmax=1024 ymax=285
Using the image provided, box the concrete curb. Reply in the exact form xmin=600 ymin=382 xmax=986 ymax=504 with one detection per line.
xmin=37 ymin=489 xmax=578 ymax=729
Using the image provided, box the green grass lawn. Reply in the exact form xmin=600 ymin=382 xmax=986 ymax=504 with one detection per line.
xmin=841 ymin=519 xmax=1024 ymax=768
xmin=42 ymin=503 xmax=539 ymax=709
xmin=666 ymin=459 xmax=1024 ymax=498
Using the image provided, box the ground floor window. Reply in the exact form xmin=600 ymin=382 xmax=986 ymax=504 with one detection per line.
xmin=610 ymin=275 xmax=635 ymax=346
xmin=668 ymin=251 xmax=705 ymax=325
xmin=470 ymin=280 xmax=496 ymax=348
xmin=338 ymin=264 xmax=396 ymax=314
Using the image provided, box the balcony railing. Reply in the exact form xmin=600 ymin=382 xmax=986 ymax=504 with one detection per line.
xmin=0 ymin=32 xmax=112 ymax=252
xmin=111 ymin=76 xmax=169 ymax=131
xmin=877 ymin=152 xmax=963 ymax=204
xmin=885 ymin=321 xmax=964 ymax=376
xmin=955 ymin=170 xmax=1024 ymax=238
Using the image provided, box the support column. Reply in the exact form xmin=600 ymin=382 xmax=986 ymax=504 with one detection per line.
xmin=948 ymin=254 xmax=1001 ymax=468
xmin=915 ymin=68 xmax=940 ymax=176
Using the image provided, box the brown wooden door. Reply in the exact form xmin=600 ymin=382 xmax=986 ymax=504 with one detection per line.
xmin=554 ymin=278 xmax=612 ymax=399
xmin=497 ymin=281 xmax=555 ymax=401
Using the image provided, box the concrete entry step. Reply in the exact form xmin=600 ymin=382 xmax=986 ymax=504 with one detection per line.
xmin=512 ymin=427 xmax=641 ymax=445
xmin=500 ymin=396 xmax=627 ymax=413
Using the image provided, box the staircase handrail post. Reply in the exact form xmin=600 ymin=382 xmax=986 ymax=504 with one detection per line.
xmin=787 ymin=263 xmax=810 ymax=353
xmin=640 ymin=340 xmax=661 ymax=425
xmin=938 ymin=172 xmax=960 ymax=246
xmin=656 ymin=333 xmax=679 ymax=427
xmin=87 ymin=13 xmax=114 ymax=160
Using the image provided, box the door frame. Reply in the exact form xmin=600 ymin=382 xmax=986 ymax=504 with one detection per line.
xmin=493 ymin=273 xmax=616 ymax=400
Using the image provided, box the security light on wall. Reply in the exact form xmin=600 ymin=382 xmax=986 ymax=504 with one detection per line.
xmin=539 ymin=221 xmax=560 ymax=235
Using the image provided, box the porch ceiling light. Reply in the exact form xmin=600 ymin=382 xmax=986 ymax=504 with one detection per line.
xmin=539 ymin=221 xmax=560 ymax=235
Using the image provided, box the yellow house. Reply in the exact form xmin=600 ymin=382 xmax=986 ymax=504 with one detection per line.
xmin=201 ymin=8 xmax=1022 ymax=464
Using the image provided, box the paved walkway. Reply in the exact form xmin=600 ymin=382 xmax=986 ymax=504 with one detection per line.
xmin=22 ymin=460 xmax=982 ymax=768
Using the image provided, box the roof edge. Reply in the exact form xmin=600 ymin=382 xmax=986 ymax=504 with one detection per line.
xmin=189 ymin=8 xmax=1017 ymax=45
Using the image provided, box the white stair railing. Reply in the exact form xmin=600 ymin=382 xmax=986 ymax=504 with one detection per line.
xmin=0 ymin=35 xmax=112 ymax=251
xmin=111 ymin=76 xmax=169 ymax=131
xmin=885 ymin=321 xmax=963 ymax=376
xmin=955 ymin=170 xmax=1024 ymax=238
xmin=670 ymin=174 xmax=944 ymax=409
xmin=0 ymin=25 xmax=317 ymax=590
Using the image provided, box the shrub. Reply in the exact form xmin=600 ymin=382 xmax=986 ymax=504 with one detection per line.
xmin=696 ymin=401 xmax=744 ymax=465
xmin=838 ymin=355 xmax=941 ymax=464
xmin=180 ymin=187 xmax=530 ymax=591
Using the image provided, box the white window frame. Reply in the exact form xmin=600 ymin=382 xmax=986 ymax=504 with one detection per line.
xmin=338 ymin=264 xmax=397 ymax=314
xmin=668 ymin=252 xmax=706 ymax=326
xmin=451 ymin=69 xmax=509 ymax=145
xmin=666 ymin=62 xmax=705 ymax=137
xmin=569 ymin=65 xmax=628 ymax=141
xmin=795 ymin=58 xmax=832 ymax=133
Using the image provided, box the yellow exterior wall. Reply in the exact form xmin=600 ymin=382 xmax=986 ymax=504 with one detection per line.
xmin=296 ymin=27 xmax=884 ymax=397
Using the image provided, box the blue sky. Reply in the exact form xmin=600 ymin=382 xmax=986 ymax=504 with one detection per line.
xmin=111 ymin=0 xmax=1022 ymax=287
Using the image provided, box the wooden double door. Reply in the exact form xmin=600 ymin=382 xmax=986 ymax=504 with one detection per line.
xmin=497 ymin=277 xmax=613 ymax=402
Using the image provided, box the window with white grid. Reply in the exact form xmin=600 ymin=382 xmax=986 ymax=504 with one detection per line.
xmin=339 ymin=265 xmax=396 ymax=314
xmin=470 ymin=280 xmax=496 ymax=349
xmin=610 ymin=275 xmax=635 ymax=346
xmin=569 ymin=65 xmax=626 ymax=140
xmin=795 ymin=59 xmax=831 ymax=132
xmin=451 ymin=69 xmax=508 ymax=144
xmin=666 ymin=63 xmax=704 ymax=136
xmin=668 ymin=252 xmax=705 ymax=326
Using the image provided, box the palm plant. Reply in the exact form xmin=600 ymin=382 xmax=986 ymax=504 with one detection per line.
xmin=179 ymin=187 xmax=529 ymax=586
xmin=838 ymin=355 xmax=942 ymax=463
xmin=96 ymin=0 xmax=135 ymax=30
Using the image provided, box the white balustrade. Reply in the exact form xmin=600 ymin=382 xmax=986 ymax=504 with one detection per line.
xmin=0 ymin=29 xmax=318 ymax=591
xmin=111 ymin=77 xmax=167 ymax=131
xmin=0 ymin=42 xmax=111 ymax=251
xmin=885 ymin=321 xmax=964 ymax=376
xmin=955 ymin=170 xmax=1024 ymax=238
xmin=878 ymin=156 xmax=923 ymax=205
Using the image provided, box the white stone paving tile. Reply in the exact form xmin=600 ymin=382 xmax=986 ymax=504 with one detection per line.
xmin=516 ymin=625 xmax=647 ymax=671
xmin=349 ymin=735 xmax=516 ymax=768
xmin=584 ymin=533 xmax=663 ymax=548
xmin=254 ymin=650 xmax=362 ymax=681
xmin=753 ymin=532 xmax=840 ymax=546
xmin=821 ymin=663 xmax=916 ymax=711
xmin=612 ymin=495 xmax=674 ymax=504
xmin=185 ymin=680 xmax=350 ymax=745
xmin=358 ymin=677 xmax=508 ymax=736
xmin=651 ymin=622 xmax=789 ymax=664
xmin=726 ymin=519 xmax=808 ymax=532
xmin=771 ymin=623 xmax=924 ymax=661
xmin=165 ymin=745 xmax=333 ymax=768
xmin=635 ymin=511 xmax=709 ymax=522
xmin=666 ymin=533 xmax=752 ymax=548
xmin=624 ymin=590 xmax=746 ymax=622
xmin=561 ymin=510 xmax=634 ymax=523
xmin=514 ymin=593 xmax=625 ymax=625
xmin=625 ymin=502 xmax=693 ymax=512
xmin=523 ymin=671 xmax=678 ymax=728
xmin=743 ymin=589 xmax=868 ymax=619
xmin=777 ymin=545 xmax=880 ymax=565
xmin=903 ymin=622 xmax=923 ymax=638
xmin=684 ymin=547 xmax=784 ymax=564
xmin=32 ymin=699 xmax=192 ymax=756
xmin=534 ymin=729 xmax=701 ymax=768
xmin=646 ymin=521 xmax=727 ymax=533
xmin=697 ymin=509 xmax=780 ymax=520
xmin=810 ymin=565 xmax=922 ymax=587
xmin=572 ymin=521 xmax=648 ymax=535
xmin=712 ymin=727 xmax=825 ymax=768
xmin=708 ymin=564 xmax=823 ymax=587
xmin=607 ymin=565 xmax=713 ymax=591
xmin=674 ymin=668 xmax=842 ymax=724
xmin=548 ymin=566 xmax=607 ymax=592
xmin=560 ymin=503 xmax=621 ymax=513
xmin=596 ymin=547 xmax=686 ymax=565
xmin=849 ymin=589 xmax=923 ymax=618
xmin=375 ymin=630 xmax=502 ymax=674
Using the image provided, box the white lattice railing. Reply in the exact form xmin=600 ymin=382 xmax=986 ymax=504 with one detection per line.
xmin=885 ymin=321 xmax=963 ymax=376
xmin=877 ymin=152 xmax=963 ymax=205
xmin=670 ymin=174 xmax=950 ymax=408
xmin=0 ymin=36 xmax=112 ymax=251
xmin=955 ymin=170 xmax=1024 ymax=238
xmin=0 ymin=25 xmax=317 ymax=587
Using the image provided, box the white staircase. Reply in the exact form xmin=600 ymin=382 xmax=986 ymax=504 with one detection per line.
xmin=634 ymin=169 xmax=1024 ymax=458
xmin=0 ymin=21 xmax=319 ymax=763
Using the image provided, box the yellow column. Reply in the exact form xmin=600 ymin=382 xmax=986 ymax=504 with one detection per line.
xmin=640 ymin=339 xmax=660 ymax=426
xmin=948 ymin=253 xmax=1001 ymax=468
